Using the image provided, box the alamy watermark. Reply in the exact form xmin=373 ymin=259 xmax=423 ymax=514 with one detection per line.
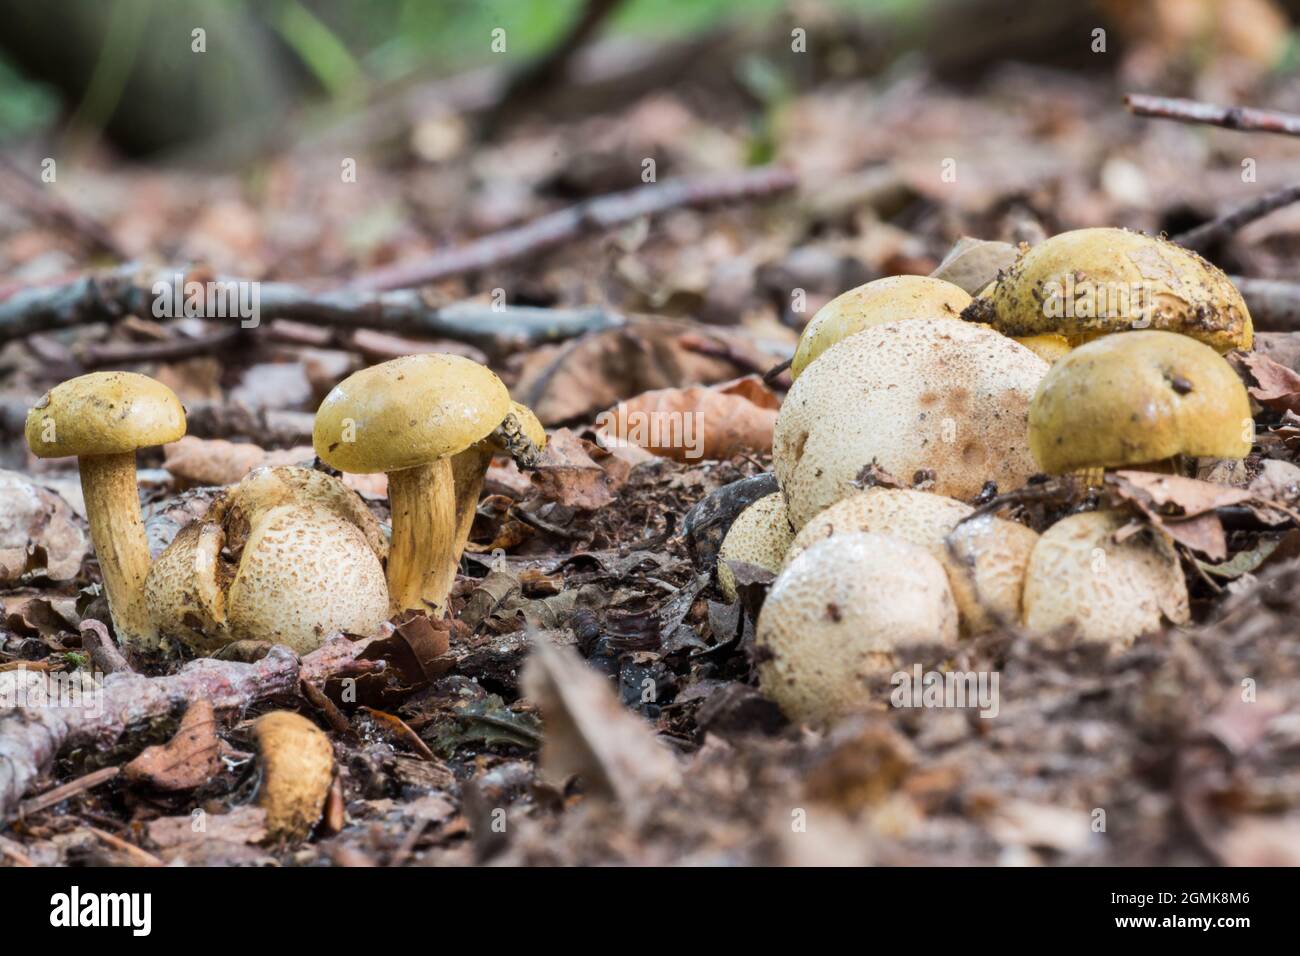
xmin=890 ymin=664 xmax=1000 ymax=718
xmin=1040 ymin=276 xmax=1158 ymax=327
xmin=0 ymin=669 xmax=104 ymax=719
xmin=594 ymin=403 xmax=705 ymax=460
xmin=152 ymin=273 xmax=261 ymax=328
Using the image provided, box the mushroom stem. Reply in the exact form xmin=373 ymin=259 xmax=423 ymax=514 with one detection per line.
xmin=386 ymin=458 xmax=457 ymax=615
xmin=449 ymin=415 xmax=543 ymax=563
xmin=79 ymin=452 xmax=157 ymax=648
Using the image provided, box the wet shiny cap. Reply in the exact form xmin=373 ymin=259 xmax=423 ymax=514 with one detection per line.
xmin=25 ymin=371 xmax=186 ymax=458
xmin=313 ymin=354 xmax=510 ymax=473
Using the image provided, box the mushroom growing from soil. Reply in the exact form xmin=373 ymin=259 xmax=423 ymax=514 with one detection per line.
xmin=773 ymin=318 xmax=1048 ymax=529
xmin=25 ymin=372 xmax=186 ymax=649
xmin=450 ymin=400 xmax=546 ymax=564
xmin=961 ymin=227 xmax=1253 ymax=353
xmin=757 ymin=532 xmax=958 ymax=722
xmin=145 ymin=466 xmax=389 ymax=654
xmin=1021 ymin=510 xmax=1189 ymax=650
xmin=251 ymin=710 xmax=334 ymax=842
xmin=1027 ymin=329 xmax=1252 ymax=477
xmin=313 ymin=354 xmax=510 ymax=615
xmin=784 ymin=488 xmax=1038 ymax=634
xmin=716 ymin=492 xmax=794 ymax=602
xmin=791 ymin=275 xmax=972 ymax=379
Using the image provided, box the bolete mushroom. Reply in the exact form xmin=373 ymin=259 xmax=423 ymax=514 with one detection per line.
xmin=450 ymin=400 xmax=546 ymax=564
xmin=313 ymin=354 xmax=510 ymax=615
xmin=145 ymin=466 xmax=389 ymax=654
xmin=757 ymin=532 xmax=958 ymax=722
xmin=1021 ymin=510 xmax=1189 ymax=649
xmin=784 ymin=488 xmax=1037 ymax=634
xmin=961 ymin=227 xmax=1253 ymax=353
xmin=25 ymin=372 xmax=185 ymax=648
xmin=716 ymin=492 xmax=794 ymax=602
xmin=251 ymin=710 xmax=334 ymax=842
xmin=773 ymin=318 xmax=1048 ymax=529
xmin=1027 ymin=329 xmax=1252 ymax=476
xmin=791 ymin=275 xmax=972 ymax=379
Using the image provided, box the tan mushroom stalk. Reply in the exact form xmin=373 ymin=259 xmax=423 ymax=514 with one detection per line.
xmin=1022 ymin=510 xmax=1189 ymax=650
xmin=25 ymin=372 xmax=185 ymax=649
xmin=313 ymin=354 xmax=509 ymax=615
xmin=792 ymin=275 xmax=972 ymax=379
xmin=773 ymin=318 xmax=1048 ymax=529
xmin=716 ymin=492 xmax=794 ymax=602
xmin=1027 ymin=330 xmax=1252 ymax=479
xmin=450 ymin=401 xmax=546 ymax=563
xmin=145 ymin=466 xmax=389 ymax=654
xmin=784 ymin=488 xmax=1037 ymax=634
xmin=961 ymin=227 xmax=1253 ymax=353
xmin=251 ymin=711 xmax=335 ymax=842
xmin=757 ymin=532 xmax=958 ymax=722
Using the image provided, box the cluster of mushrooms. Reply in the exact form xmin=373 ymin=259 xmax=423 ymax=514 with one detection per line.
xmin=719 ymin=227 xmax=1255 ymax=722
xmin=24 ymin=354 xmax=545 ymax=656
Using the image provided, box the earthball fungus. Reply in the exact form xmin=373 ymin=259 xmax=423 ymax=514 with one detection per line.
xmin=145 ymin=466 xmax=389 ymax=654
xmin=791 ymin=275 xmax=971 ymax=379
xmin=756 ymin=532 xmax=958 ymax=722
xmin=784 ymin=488 xmax=1037 ymax=633
xmin=1021 ymin=510 xmax=1189 ymax=650
xmin=1027 ymin=329 xmax=1252 ymax=475
xmin=25 ymin=372 xmax=186 ymax=649
xmin=962 ymin=227 xmax=1253 ymax=353
xmin=313 ymin=354 xmax=510 ymax=616
xmin=773 ymin=318 xmax=1048 ymax=529
xmin=716 ymin=492 xmax=794 ymax=602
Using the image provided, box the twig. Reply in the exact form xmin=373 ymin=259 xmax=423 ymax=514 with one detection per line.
xmin=0 ymin=155 xmax=126 ymax=259
xmin=1231 ymin=277 xmax=1300 ymax=330
xmin=0 ymin=266 xmax=623 ymax=354
xmin=1125 ymin=93 xmax=1300 ymax=137
xmin=0 ymin=634 xmax=384 ymax=824
xmin=1175 ymin=184 xmax=1300 ymax=250
xmin=76 ymin=327 xmax=242 ymax=369
xmin=79 ymin=619 xmax=132 ymax=675
xmin=84 ymin=825 xmax=165 ymax=867
xmin=344 ymin=166 xmax=799 ymax=292
xmin=18 ymin=765 xmax=120 ymax=817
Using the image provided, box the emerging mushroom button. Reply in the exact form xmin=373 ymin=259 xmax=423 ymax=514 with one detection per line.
xmin=25 ymin=371 xmax=186 ymax=649
xmin=312 ymin=354 xmax=511 ymax=616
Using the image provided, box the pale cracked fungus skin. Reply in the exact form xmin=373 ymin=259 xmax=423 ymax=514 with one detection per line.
xmin=791 ymin=275 xmax=972 ymax=379
xmin=716 ymin=492 xmax=794 ymax=602
xmin=784 ymin=488 xmax=1036 ymax=634
xmin=1022 ymin=510 xmax=1189 ymax=650
xmin=1012 ymin=333 xmax=1072 ymax=364
xmin=773 ymin=319 xmax=1048 ymax=529
xmin=757 ymin=532 xmax=958 ymax=723
xmin=964 ymin=227 xmax=1252 ymax=353
xmin=145 ymin=466 xmax=389 ymax=655
xmin=252 ymin=711 xmax=335 ymax=842
xmin=1027 ymin=330 xmax=1252 ymax=474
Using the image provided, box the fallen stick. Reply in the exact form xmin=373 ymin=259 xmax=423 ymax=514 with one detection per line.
xmin=0 ymin=635 xmax=383 ymax=825
xmin=1233 ymin=277 xmax=1300 ymax=330
xmin=0 ymin=267 xmax=622 ymax=353
xmin=344 ymin=166 xmax=799 ymax=292
xmin=1125 ymin=93 xmax=1300 ymax=137
xmin=1176 ymin=184 xmax=1300 ymax=250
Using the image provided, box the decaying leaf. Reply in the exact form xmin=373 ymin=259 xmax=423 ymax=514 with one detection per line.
xmin=929 ymin=236 xmax=1019 ymax=294
xmin=0 ymin=471 xmax=87 ymax=584
xmin=1234 ymin=351 xmax=1300 ymax=414
xmin=529 ymin=428 xmax=626 ymax=509
xmin=163 ymin=435 xmax=314 ymax=487
xmin=522 ymin=636 xmax=681 ymax=815
xmin=124 ymin=699 xmax=221 ymax=791
xmin=1107 ymin=471 xmax=1255 ymax=559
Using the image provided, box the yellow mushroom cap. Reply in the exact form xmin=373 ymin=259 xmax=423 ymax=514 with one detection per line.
xmin=25 ymin=371 xmax=185 ymax=458
xmin=791 ymin=275 xmax=972 ymax=379
xmin=976 ymin=227 xmax=1252 ymax=353
xmin=1013 ymin=333 xmax=1071 ymax=364
xmin=784 ymin=488 xmax=1036 ymax=633
xmin=313 ymin=354 xmax=510 ymax=473
xmin=1027 ymin=330 xmax=1252 ymax=474
xmin=717 ymin=492 xmax=794 ymax=602
xmin=774 ymin=318 xmax=1048 ymax=529
xmin=757 ymin=532 xmax=958 ymax=723
xmin=1022 ymin=510 xmax=1189 ymax=650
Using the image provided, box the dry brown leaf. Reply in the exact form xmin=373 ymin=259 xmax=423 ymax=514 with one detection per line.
xmin=1235 ymin=351 xmax=1300 ymax=414
xmin=163 ymin=436 xmax=314 ymax=487
xmin=530 ymin=428 xmax=624 ymax=509
xmin=593 ymin=374 xmax=778 ymax=462
xmin=124 ymin=699 xmax=221 ymax=791
xmin=521 ymin=637 xmax=681 ymax=816
xmin=0 ymin=470 xmax=87 ymax=584
xmin=929 ymin=236 xmax=1019 ymax=294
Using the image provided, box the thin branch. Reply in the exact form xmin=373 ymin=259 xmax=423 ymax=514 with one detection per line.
xmin=1125 ymin=93 xmax=1300 ymax=137
xmin=343 ymin=166 xmax=799 ymax=292
xmin=0 ymin=267 xmax=622 ymax=354
xmin=1176 ymin=184 xmax=1300 ymax=250
xmin=1232 ymin=277 xmax=1300 ymax=330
